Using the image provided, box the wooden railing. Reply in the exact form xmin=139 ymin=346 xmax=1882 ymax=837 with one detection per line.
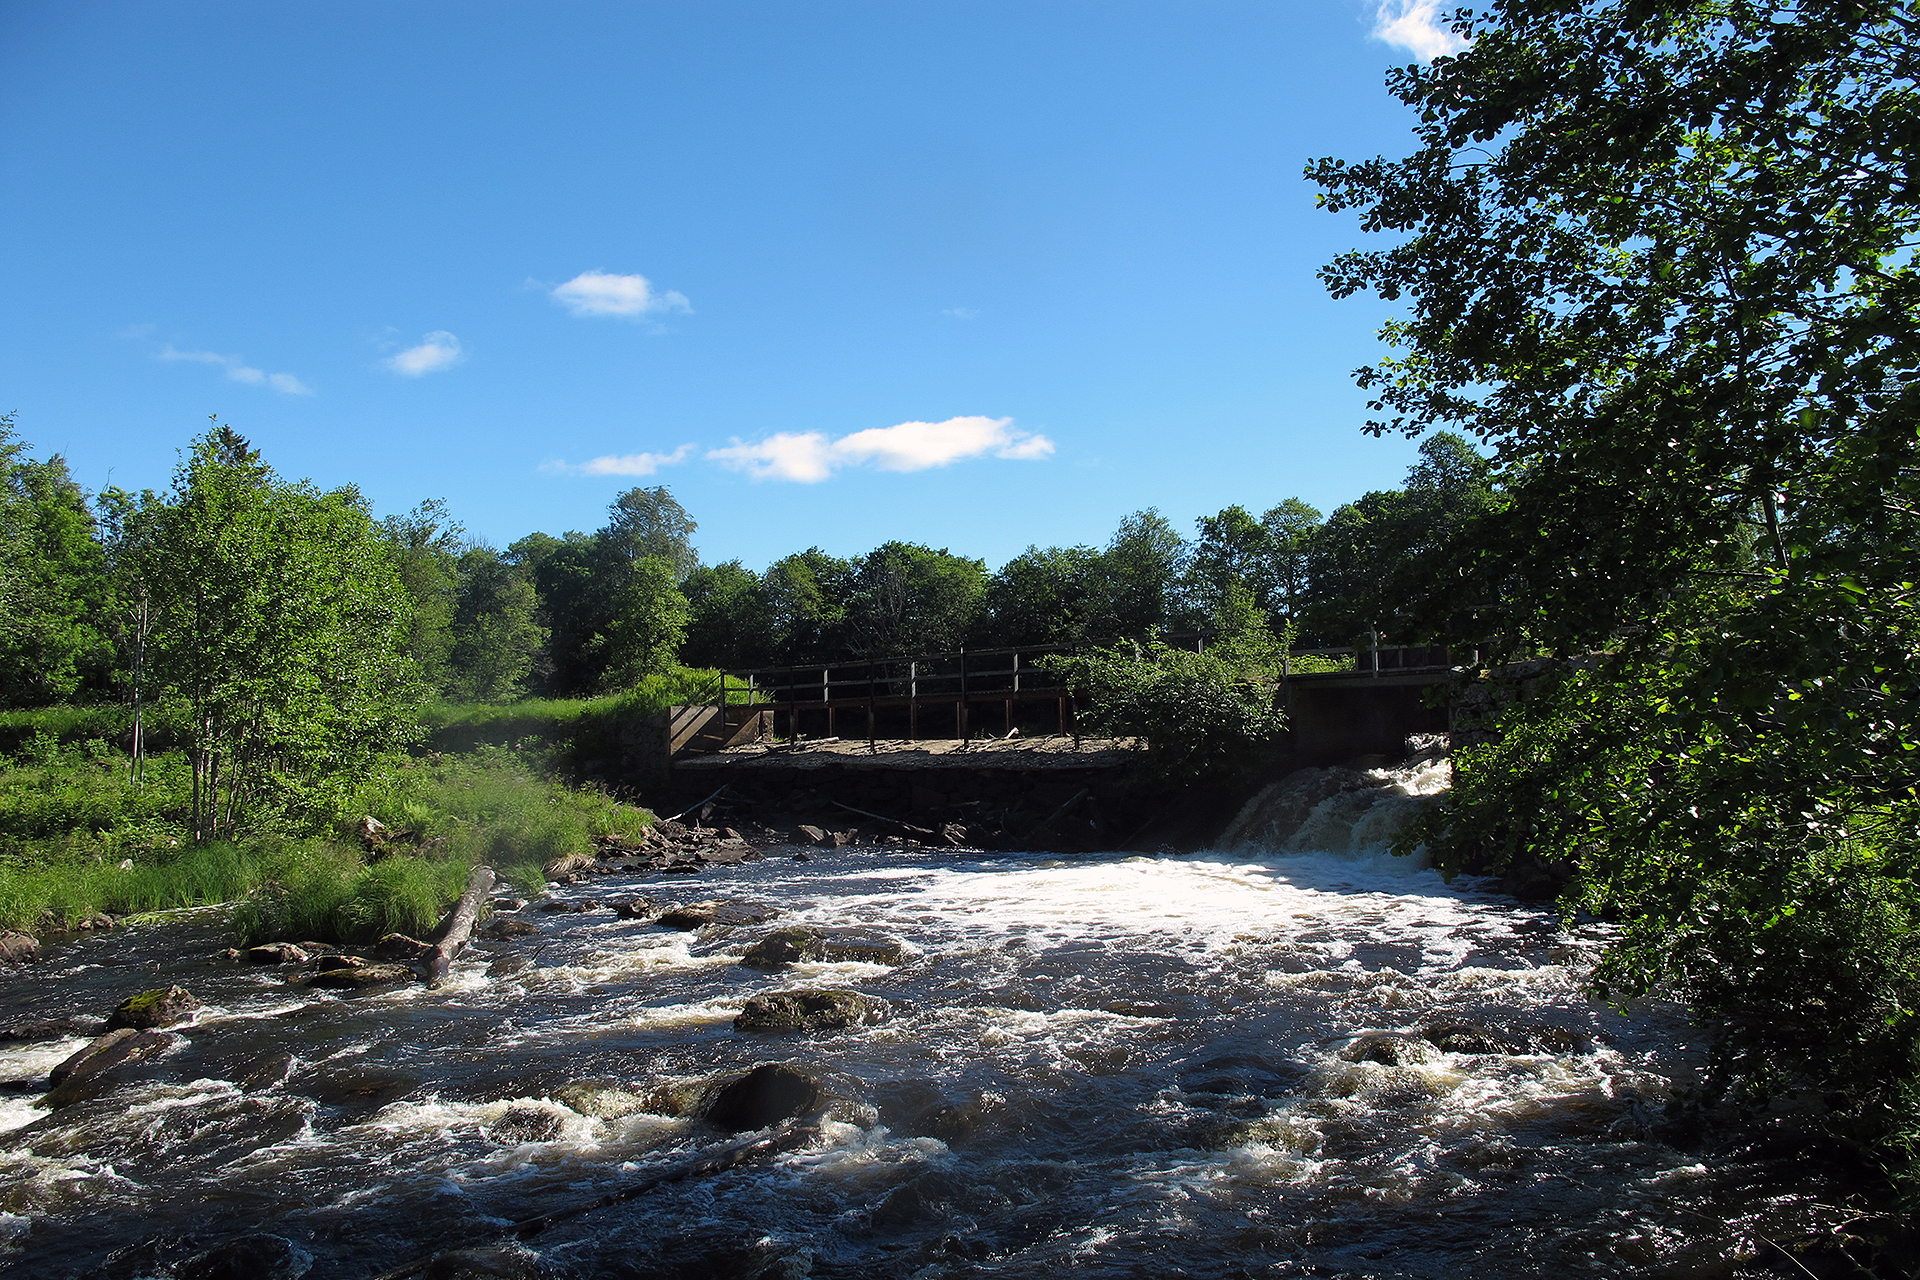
xmin=706 ymin=638 xmax=1465 ymax=747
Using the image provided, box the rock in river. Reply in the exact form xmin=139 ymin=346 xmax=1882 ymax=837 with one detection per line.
xmin=0 ymin=931 xmax=40 ymax=966
xmin=733 ymin=988 xmax=892 ymax=1032
xmin=105 ymin=985 xmax=202 ymax=1030
xmin=247 ymin=943 xmax=311 ymax=965
xmin=739 ymin=927 xmax=917 ymax=970
xmin=657 ymin=899 xmax=783 ymax=930
xmin=702 ymin=1062 xmax=870 ymax=1132
xmin=177 ymin=1234 xmax=313 ymax=1280
xmin=309 ymin=961 xmax=416 ymax=989
xmin=481 ymin=917 xmax=541 ymax=939
xmin=49 ymin=1026 xmax=176 ymax=1088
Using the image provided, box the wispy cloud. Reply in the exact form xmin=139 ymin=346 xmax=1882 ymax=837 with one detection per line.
xmin=550 ymin=270 xmax=691 ymax=319
xmin=384 ymin=330 xmax=464 ymax=376
xmin=543 ymin=444 xmax=696 ymax=477
xmin=941 ymin=307 xmax=981 ymax=320
xmin=157 ymin=345 xmax=313 ymax=396
xmin=1371 ymin=1 xmax=1468 ymax=60
xmin=708 ymin=416 xmax=1054 ymax=483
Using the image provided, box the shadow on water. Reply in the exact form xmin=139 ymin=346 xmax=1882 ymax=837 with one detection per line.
xmin=0 ymin=757 xmax=1904 ymax=1278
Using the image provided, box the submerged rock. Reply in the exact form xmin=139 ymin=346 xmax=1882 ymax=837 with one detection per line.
xmin=105 ymin=984 xmax=201 ymax=1030
xmin=309 ymin=962 xmax=415 ymax=989
xmin=1338 ymin=1032 xmax=1439 ymax=1067
xmin=247 ymin=943 xmax=311 ymax=965
xmin=702 ymin=1062 xmax=869 ymax=1132
xmin=489 ymin=1105 xmax=566 ymax=1144
xmin=733 ymin=989 xmax=892 ymax=1033
xmin=49 ymin=1026 xmax=175 ymax=1088
xmin=177 ymin=1233 xmax=313 ymax=1280
xmin=555 ymin=1078 xmax=649 ymax=1119
xmin=613 ymin=896 xmax=659 ymax=920
xmin=0 ymin=1014 xmax=96 ymax=1042
xmin=1422 ymin=1021 xmax=1596 ymax=1056
xmin=657 ymin=899 xmax=784 ymax=930
xmin=422 ymin=1244 xmax=543 ymax=1280
xmin=481 ymin=917 xmax=541 ymax=939
xmin=739 ymin=927 xmax=917 ymax=970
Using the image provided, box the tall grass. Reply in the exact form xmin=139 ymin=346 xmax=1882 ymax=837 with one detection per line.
xmin=421 ymin=666 xmax=755 ymax=754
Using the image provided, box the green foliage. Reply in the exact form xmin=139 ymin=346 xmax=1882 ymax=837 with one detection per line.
xmin=846 ymin=541 xmax=986 ymax=658
xmin=0 ymin=450 xmax=117 ymax=706
xmin=1086 ymin=508 xmax=1186 ymax=640
xmin=598 ymin=555 xmax=691 ymax=689
xmin=135 ymin=424 xmax=422 ymax=835
xmin=1320 ymin=0 xmax=1920 ymax=1182
xmin=0 ymin=741 xmax=190 ymax=859
xmin=682 ymin=560 xmax=777 ymax=669
xmin=447 ymin=545 xmax=547 ymax=702
xmin=0 ymin=840 xmax=268 ymax=933
xmin=1047 ymin=590 xmax=1288 ymax=788
xmin=979 ymin=544 xmax=1103 ymax=647
xmin=379 ymin=499 xmax=465 ymax=690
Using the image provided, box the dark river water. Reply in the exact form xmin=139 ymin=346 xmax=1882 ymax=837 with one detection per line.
xmin=0 ymin=761 xmax=1894 ymax=1278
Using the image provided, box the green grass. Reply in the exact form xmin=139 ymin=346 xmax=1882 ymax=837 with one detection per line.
xmin=0 ymin=738 xmax=656 ymax=942
xmin=422 ymin=666 xmax=757 ymax=754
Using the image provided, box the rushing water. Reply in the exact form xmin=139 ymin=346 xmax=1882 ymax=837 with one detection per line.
xmin=0 ymin=760 xmax=1891 ymax=1278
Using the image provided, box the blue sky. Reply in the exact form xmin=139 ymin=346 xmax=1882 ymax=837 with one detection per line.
xmin=0 ymin=1 xmax=1462 ymax=570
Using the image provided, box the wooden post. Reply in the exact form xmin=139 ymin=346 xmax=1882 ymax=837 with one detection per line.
xmin=957 ymin=647 xmax=968 ymax=742
xmin=908 ymin=661 xmax=918 ymax=740
xmin=1056 ymin=695 xmax=1066 ymax=737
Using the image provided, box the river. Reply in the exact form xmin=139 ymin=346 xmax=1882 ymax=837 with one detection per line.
xmin=0 ymin=760 xmax=1889 ymax=1278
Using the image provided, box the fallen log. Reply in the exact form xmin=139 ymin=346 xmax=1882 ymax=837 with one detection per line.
xmin=422 ymin=865 xmax=495 ymax=987
xmin=1026 ymin=787 xmax=1090 ymax=840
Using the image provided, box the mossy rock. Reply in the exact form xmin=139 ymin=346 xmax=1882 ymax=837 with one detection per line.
xmin=105 ymin=985 xmax=201 ymax=1031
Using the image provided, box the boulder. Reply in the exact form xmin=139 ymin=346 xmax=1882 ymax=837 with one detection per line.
xmin=105 ymin=985 xmax=201 ymax=1031
xmin=702 ymin=1062 xmax=863 ymax=1132
xmin=1338 ymin=1032 xmax=1439 ymax=1067
xmin=373 ymin=933 xmax=432 ymax=961
xmin=657 ymin=899 xmax=783 ymax=931
xmin=791 ymin=852 xmax=812 ymax=863
xmin=555 ymin=1078 xmax=648 ymax=1120
xmin=733 ymin=989 xmax=892 ymax=1033
xmin=178 ymin=1234 xmax=313 ymax=1280
xmin=69 ymin=912 xmax=116 ymax=932
xmin=0 ymin=1014 xmax=96 ymax=1042
xmin=613 ymin=897 xmax=659 ymax=920
xmin=313 ymin=954 xmax=365 ymax=971
xmin=938 ymin=823 xmax=969 ymax=847
xmin=1421 ymin=1021 xmax=1595 ymax=1056
xmin=0 ymin=931 xmax=40 ymax=966
xmin=49 ymin=1026 xmax=175 ymax=1088
xmin=481 ymin=917 xmax=542 ymax=940
xmin=422 ymin=1244 xmax=543 ymax=1280
xmin=309 ymin=962 xmax=415 ymax=989
xmin=489 ymin=1105 xmax=565 ymax=1144
xmin=796 ymin=825 xmax=828 ymax=845
xmin=246 ymin=943 xmax=311 ymax=965
xmin=491 ymin=897 xmax=529 ymax=913
xmin=538 ymin=899 xmax=601 ymax=914
xmin=487 ymin=953 xmax=533 ymax=978
xmin=698 ymin=845 xmax=752 ymax=866
xmin=739 ymin=927 xmax=916 ymax=970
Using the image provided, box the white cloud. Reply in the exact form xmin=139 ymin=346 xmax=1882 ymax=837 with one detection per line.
xmin=544 ymin=444 xmax=696 ymax=477
xmin=708 ymin=416 xmax=1054 ymax=483
xmin=1371 ymin=1 xmax=1468 ymax=60
xmin=157 ymin=345 xmax=314 ymax=396
xmin=941 ymin=307 xmax=981 ymax=320
xmin=385 ymin=330 xmax=464 ymax=376
xmin=550 ymin=270 xmax=692 ymax=318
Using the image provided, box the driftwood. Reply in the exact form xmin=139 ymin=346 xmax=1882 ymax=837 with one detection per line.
xmin=422 ymin=865 xmax=495 ymax=987
xmin=828 ymin=799 xmax=934 ymax=836
xmin=363 ymin=1115 xmax=823 ymax=1280
xmin=660 ymin=785 xmax=730 ymax=825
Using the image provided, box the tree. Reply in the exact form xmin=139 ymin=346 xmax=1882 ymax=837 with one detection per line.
xmin=1314 ymin=0 xmax=1920 ymax=1174
xmin=604 ymin=486 xmax=699 ymax=580
xmin=0 ymin=447 xmax=116 ymax=705
xmin=1088 ymin=509 xmax=1187 ymax=640
xmin=598 ymin=555 xmax=690 ymax=689
xmin=979 ymin=544 xmax=1102 ymax=648
xmin=1259 ymin=498 xmax=1321 ymax=628
xmin=763 ymin=548 xmax=855 ymax=664
xmin=447 ymin=546 xmax=547 ymax=702
xmin=379 ymin=499 xmax=464 ymax=691
xmin=682 ymin=560 xmax=777 ymax=670
xmin=141 ymin=424 xmax=419 ymax=836
xmin=846 ymin=542 xmax=986 ymax=658
xmin=1185 ymin=506 xmax=1273 ymax=628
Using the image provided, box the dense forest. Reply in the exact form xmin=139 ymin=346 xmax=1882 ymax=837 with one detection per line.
xmin=0 ymin=414 xmax=1496 ymax=713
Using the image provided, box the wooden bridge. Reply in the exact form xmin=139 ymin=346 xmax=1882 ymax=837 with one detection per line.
xmin=683 ymin=638 xmax=1464 ymax=754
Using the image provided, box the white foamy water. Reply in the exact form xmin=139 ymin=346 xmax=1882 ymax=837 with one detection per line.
xmin=0 ymin=754 xmax=1886 ymax=1279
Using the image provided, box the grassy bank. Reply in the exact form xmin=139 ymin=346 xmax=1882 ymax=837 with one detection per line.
xmin=0 ymin=724 xmax=655 ymax=942
xmin=422 ymin=666 xmax=753 ymax=755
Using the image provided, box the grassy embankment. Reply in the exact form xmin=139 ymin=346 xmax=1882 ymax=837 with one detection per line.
xmin=0 ymin=669 xmax=737 ymax=943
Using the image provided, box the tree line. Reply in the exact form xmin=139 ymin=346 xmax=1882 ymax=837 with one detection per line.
xmin=1 ymin=415 xmax=1497 ymax=715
